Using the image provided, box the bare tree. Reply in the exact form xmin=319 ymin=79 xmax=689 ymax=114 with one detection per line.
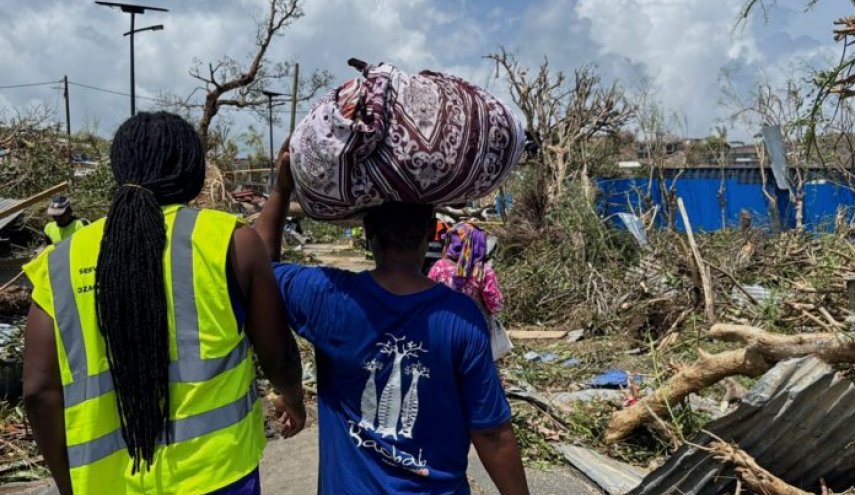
xmin=188 ymin=0 xmax=332 ymax=148
xmin=739 ymin=2 xmax=854 ymax=160
xmin=722 ymin=74 xmax=814 ymax=228
xmin=487 ymin=48 xmax=634 ymax=216
xmin=633 ymin=78 xmax=688 ymax=229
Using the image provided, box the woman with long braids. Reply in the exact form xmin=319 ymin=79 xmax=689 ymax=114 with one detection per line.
xmin=22 ymin=112 xmax=305 ymax=494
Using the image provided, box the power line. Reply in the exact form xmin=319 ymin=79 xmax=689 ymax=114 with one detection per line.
xmin=68 ymin=80 xmax=169 ymax=104
xmin=69 ymin=81 xmax=310 ymax=114
xmin=2 ymin=78 xmax=312 ymax=117
xmin=0 ymin=80 xmax=61 ymax=89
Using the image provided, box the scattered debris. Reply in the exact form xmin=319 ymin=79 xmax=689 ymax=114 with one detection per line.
xmin=0 ymin=182 xmax=68 ymax=223
xmin=730 ymin=284 xmax=779 ymax=307
xmin=590 ymin=369 xmax=643 ymax=389
xmin=0 ymin=287 xmax=30 ymax=317
xmin=523 ymin=351 xmax=540 ymax=362
xmin=685 ymin=394 xmax=728 ymax=419
xmin=523 ymin=351 xmax=558 ymax=364
xmin=0 ymin=323 xmax=23 ymax=401
xmin=707 ymin=440 xmax=812 ymax=495
xmin=507 ymin=330 xmax=568 ymax=340
xmin=605 ymin=323 xmax=855 ymax=443
xmin=616 ymin=213 xmax=649 ymax=248
xmin=192 ymin=162 xmax=234 ymax=211
xmin=632 ymin=356 xmax=855 ymax=494
xmin=551 ymin=389 xmax=625 ymax=408
xmin=555 ymin=444 xmax=649 ymax=495
xmin=560 ymin=357 xmax=580 ymax=367
xmin=565 ymin=329 xmax=585 ymax=343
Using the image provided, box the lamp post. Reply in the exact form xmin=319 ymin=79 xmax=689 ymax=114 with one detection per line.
xmin=261 ymin=90 xmax=286 ymax=188
xmin=95 ymin=1 xmax=168 ymax=116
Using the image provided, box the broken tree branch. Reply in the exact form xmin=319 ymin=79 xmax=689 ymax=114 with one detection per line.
xmin=677 ymin=197 xmax=715 ymax=323
xmin=604 ymin=323 xmax=855 ymax=443
xmin=709 ymin=440 xmax=812 ymax=495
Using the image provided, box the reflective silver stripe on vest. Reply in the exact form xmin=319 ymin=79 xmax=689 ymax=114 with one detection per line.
xmin=49 ymin=240 xmax=89 ymax=382
xmin=62 ymin=339 xmax=250 ymax=407
xmin=51 ymin=207 xmax=250 ymax=410
xmin=171 ymin=208 xmax=201 ymax=361
xmin=169 ymin=207 xmax=250 ymax=382
xmin=169 ymin=338 xmax=250 ymax=382
xmin=64 ymin=372 xmax=113 ymax=408
xmin=67 ymin=384 xmax=259 ymax=468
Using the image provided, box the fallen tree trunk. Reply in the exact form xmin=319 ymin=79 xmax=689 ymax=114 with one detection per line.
xmin=713 ymin=324 xmax=855 ymax=363
xmin=604 ymin=324 xmax=855 ymax=443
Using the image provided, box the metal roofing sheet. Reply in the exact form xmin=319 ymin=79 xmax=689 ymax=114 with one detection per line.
xmin=556 ymin=444 xmax=648 ymax=495
xmin=0 ymin=198 xmax=22 ymax=232
xmin=632 ymin=356 xmax=855 ymax=494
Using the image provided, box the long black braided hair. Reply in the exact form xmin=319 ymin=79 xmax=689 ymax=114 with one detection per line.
xmin=95 ymin=112 xmax=205 ymax=472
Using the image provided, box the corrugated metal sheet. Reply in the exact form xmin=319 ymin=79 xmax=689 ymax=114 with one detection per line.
xmin=632 ymin=356 xmax=855 ymax=494
xmin=556 ymin=444 xmax=648 ymax=495
xmin=762 ymin=124 xmax=791 ymax=191
xmin=0 ymin=198 xmax=22 ymax=232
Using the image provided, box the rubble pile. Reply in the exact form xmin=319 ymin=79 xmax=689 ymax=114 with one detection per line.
xmin=497 ymin=224 xmax=855 ymax=493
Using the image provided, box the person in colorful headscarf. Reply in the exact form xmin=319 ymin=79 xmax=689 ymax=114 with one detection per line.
xmin=428 ymin=222 xmax=504 ymax=317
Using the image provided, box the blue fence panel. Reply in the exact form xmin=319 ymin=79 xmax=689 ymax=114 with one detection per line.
xmin=803 ymin=181 xmax=855 ymax=231
xmin=597 ymin=175 xmax=854 ymax=233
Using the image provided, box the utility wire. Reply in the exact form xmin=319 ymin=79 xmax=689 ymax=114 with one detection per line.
xmin=2 ymin=78 xmax=311 ymax=116
xmin=69 ymin=81 xmax=170 ymax=104
xmin=0 ymin=80 xmax=61 ymax=89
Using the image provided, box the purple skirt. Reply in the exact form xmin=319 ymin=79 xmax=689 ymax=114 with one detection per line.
xmin=209 ymin=468 xmax=260 ymax=495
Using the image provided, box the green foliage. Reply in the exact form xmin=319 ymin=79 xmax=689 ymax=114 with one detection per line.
xmin=497 ymin=181 xmax=639 ymax=325
xmin=72 ymin=163 xmax=116 ymax=222
xmin=0 ymin=130 xmax=71 ymax=199
xmin=0 ymin=121 xmax=115 ymax=226
xmin=302 ymin=219 xmax=347 ymax=244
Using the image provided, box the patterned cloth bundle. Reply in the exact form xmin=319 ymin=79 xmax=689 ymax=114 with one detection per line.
xmin=289 ymin=59 xmax=525 ymax=220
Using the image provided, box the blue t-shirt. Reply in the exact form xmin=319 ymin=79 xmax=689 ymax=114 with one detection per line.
xmin=273 ymin=264 xmax=512 ymax=495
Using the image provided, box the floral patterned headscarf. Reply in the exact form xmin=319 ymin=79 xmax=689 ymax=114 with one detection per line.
xmin=444 ymin=222 xmax=487 ymax=290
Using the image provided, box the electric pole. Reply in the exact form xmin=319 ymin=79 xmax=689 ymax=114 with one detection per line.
xmin=63 ymin=75 xmax=71 ymax=140
xmin=289 ymin=63 xmax=300 ymax=136
xmin=262 ymin=90 xmax=286 ymax=188
xmin=95 ymin=2 xmax=167 ymax=116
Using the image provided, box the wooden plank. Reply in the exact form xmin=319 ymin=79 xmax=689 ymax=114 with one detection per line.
xmin=507 ymin=330 xmax=567 ymax=340
xmin=224 ymin=168 xmax=274 ymax=175
xmin=0 ymin=182 xmax=69 ymax=220
xmin=677 ymin=197 xmax=715 ymax=323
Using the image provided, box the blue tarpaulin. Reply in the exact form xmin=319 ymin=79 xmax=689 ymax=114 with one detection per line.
xmin=597 ymin=174 xmax=855 ymax=232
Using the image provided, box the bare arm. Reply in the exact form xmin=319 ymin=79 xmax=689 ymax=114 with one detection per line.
xmin=256 ymin=139 xmax=294 ymax=262
xmin=23 ymin=304 xmax=72 ymax=495
xmin=471 ymin=422 xmax=529 ymax=495
xmin=231 ymin=226 xmax=305 ymax=436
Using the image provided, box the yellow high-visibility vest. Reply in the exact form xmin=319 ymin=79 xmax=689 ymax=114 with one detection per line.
xmin=24 ymin=205 xmax=266 ymax=495
xmin=44 ymin=219 xmax=88 ymax=245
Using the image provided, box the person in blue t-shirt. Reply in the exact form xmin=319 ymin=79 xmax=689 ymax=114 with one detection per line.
xmin=256 ymin=142 xmax=529 ymax=495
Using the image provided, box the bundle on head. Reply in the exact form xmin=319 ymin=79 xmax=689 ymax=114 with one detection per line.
xmin=96 ymin=112 xmax=205 ymax=472
xmin=364 ymin=202 xmax=435 ymax=251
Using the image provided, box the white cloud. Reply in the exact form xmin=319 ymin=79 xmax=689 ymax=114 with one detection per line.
xmin=574 ymin=0 xmax=760 ymax=135
xmin=0 ymin=0 xmax=850 ymax=142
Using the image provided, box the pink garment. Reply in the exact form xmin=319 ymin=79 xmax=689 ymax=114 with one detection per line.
xmin=428 ymin=258 xmax=504 ymax=315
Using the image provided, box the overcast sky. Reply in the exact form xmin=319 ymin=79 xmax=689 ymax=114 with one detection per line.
xmin=0 ymin=0 xmax=850 ymax=146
